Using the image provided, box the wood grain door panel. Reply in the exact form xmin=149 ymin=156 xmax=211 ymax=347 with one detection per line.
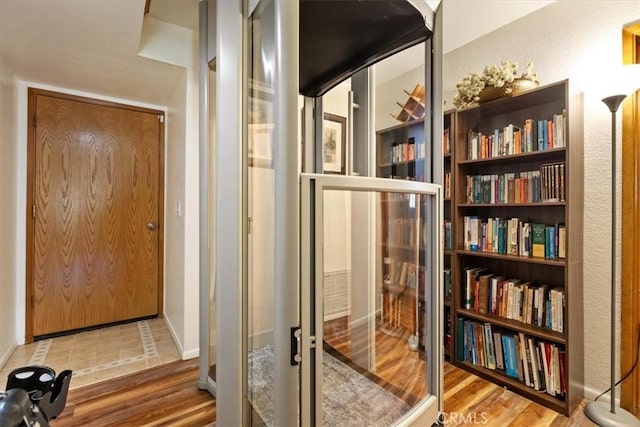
xmin=30 ymin=90 xmax=163 ymax=337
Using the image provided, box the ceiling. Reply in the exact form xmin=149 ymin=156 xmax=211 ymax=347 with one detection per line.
xmin=0 ymin=0 xmax=186 ymax=106
xmin=0 ymin=0 xmax=555 ymax=105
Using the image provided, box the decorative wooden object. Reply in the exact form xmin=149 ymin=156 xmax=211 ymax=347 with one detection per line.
xmin=391 ymin=84 xmax=425 ymax=122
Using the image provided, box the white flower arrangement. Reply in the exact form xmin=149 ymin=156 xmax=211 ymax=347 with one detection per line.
xmin=453 ymin=62 xmax=539 ymax=109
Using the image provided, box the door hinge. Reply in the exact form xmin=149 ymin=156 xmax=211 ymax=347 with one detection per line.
xmin=159 ymin=115 xmax=164 ymax=123
xmin=248 ymin=216 xmax=253 ymax=234
xmin=33 ymin=114 xmax=37 ymax=128
xmin=32 ymin=204 xmax=36 ymax=218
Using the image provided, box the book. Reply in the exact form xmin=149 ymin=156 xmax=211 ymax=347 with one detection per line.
xmin=558 ymin=224 xmax=566 ymax=258
xmin=540 ymin=342 xmax=552 ymax=395
xmin=484 ymin=323 xmax=496 ymax=370
xmin=545 ymin=226 xmax=557 ymax=259
xmin=457 ymin=317 xmax=465 ymax=361
xmin=502 ymin=335 xmax=519 ymax=379
xmin=493 ymin=332 xmax=505 ymax=370
xmin=464 ymin=267 xmax=485 ymax=310
xmin=519 ymin=332 xmax=532 ymax=387
xmin=531 ymin=223 xmax=545 ymax=258
xmin=477 ymin=274 xmax=492 ymax=314
xmin=528 ymin=337 xmax=541 ymax=390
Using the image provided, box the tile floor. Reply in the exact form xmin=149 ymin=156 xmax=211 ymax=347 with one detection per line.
xmin=0 ymin=318 xmax=181 ymax=390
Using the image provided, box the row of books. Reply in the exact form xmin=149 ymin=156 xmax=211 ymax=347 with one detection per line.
xmin=463 ymin=216 xmax=566 ymax=259
xmin=445 ymin=308 xmax=452 ymax=349
xmin=443 ymin=128 xmax=452 ymax=155
xmin=466 ymin=112 xmax=566 ymax=161
xmin=457 ymin=318 xmax=567 ymax=397
xmin=464 ymin=162 xmax=566 ymax=204
xmin=540 ymin=162 xmax=565 ymax=203
xmin=387 ymin=138 xmax=426 ymax=164
xmin=444 ymin=171 xmax=451 ymax=199
xmin=382 ymin=258 xmax=425 ymax=291
xmin=464 ymin=170 xmax=543 ymax=204
xmin=386 ymin=218 xmax=427 ymax=248
xmin=444 ymin=220 xmax=452 ymax=250
xmin=444 ymin=268 xmax=452 ymax=299
xmin=462 ymin=267 xmax=565 ymax=332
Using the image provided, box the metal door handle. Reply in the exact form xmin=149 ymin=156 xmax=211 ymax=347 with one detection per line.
xmin=147 ymin=222 xmax=158 ymax=230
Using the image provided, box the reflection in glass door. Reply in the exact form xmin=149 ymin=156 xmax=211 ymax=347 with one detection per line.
xmin=246 ymin=1 xmax=292 ymax=426
xmin=302 ymin=174 xmax=441 ymax=426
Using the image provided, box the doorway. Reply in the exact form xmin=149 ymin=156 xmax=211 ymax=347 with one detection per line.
xmin=26 ymin=88 xmax=165 ymax=341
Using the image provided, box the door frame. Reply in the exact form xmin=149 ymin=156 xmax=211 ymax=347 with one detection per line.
xmin=300 ymin=173 xmax=442 ymax=426
xmin=621 ymin=23 xmax=640 ymax=413
xmin=25 ymin=87 xmax=166 ymax=342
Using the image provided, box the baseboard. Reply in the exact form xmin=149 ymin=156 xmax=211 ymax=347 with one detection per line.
xmin=584 ymin=384 xmax=620 ymax=407
xmin=161 ymin=316 xmax=200 ymax=360
xmin=182 ymin=347 xmax=199 ymax=360
xmin=0 ymin=341 xmax=17 ymax=370
xmin=250 ymin=329 xmax=274 ymax=350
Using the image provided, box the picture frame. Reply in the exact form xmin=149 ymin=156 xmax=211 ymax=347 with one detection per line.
xmin=322 ymin=113 xmax=346 ymax=174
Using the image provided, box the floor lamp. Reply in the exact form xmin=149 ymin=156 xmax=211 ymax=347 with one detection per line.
xmin=584 ymin=94 xmax=640 ymax=427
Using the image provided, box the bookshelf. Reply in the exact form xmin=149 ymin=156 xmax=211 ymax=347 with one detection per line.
xmin=376 ymin=118 xmax=426 ymax=346
xmin=443 ymin=110 xmax=455 ymax=360
xmin=451 ymin=80 xmax=584 ymax=416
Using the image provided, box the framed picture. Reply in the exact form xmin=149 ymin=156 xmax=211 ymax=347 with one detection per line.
xmin=248 ymin=83 xmax=274 ymax=168
xmin=322 ymin=113 xmax=346 ymax=174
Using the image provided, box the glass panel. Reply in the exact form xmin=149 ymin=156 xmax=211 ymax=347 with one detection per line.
xmin=321 ymin=188 xmax=431 ymax=426
xmin=247 ymin=1 xmax=279 ymax=426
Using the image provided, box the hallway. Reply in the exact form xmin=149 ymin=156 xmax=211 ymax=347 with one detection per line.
xmin=0 ymin=318 xmax=181 ymax=390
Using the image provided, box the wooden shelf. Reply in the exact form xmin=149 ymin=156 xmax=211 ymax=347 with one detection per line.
xmin=457 ymin=308 xmax=566 ymax=344
xmin=457 ymin=250 xmax=565 ymax=266
xmin=457 ymin=202 xmax=565 ymax=208
xmin=458 ymin=147 xmax=566 ymax=167
xmin=378 ymin=159 xmax=422 ymax=168
xmin=457 ymin=361 xmax=566 ymax=413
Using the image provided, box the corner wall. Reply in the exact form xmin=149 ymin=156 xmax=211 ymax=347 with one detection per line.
xmin=0 ymin=55 xmax=18 ymax=366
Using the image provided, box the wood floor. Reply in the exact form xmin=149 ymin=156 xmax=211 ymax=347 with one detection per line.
xmin=50 ymin=357 xmax=596 ymax=426
xmin=49 ymin=320 xmax=600 ymax=426
xmin=51 ymin=358 xmax=215 ymax=427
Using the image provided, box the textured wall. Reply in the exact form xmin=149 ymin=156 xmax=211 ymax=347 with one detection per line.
xmin=0 ymin=55 xmax=17 ymax=366
xmin=440 ymin=0 xmax=639 ymax=401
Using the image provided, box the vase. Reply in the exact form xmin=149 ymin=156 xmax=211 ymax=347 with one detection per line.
xmin=478 ymin=78 xmax=539 ymax=104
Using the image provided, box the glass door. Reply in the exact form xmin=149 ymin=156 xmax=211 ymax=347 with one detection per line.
xmin=301 ymin=174 xmax=441 ymax=426
xmin=246 ymin=1 xmax=300 ymax=425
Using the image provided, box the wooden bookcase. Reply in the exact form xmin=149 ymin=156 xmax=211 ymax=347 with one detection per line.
xmin=376 ymin=118 xmax=427 ymax=345
xmin=451 ymin=79 xmax=584 ymax=416
xmin=443 ymin=110 xmax=455 ymax=360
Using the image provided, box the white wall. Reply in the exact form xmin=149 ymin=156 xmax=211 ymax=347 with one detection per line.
xmin=375 ymin=62 xmax=424 ymax=131
xmin=0 ymin=55 xmax=18 ymax=367
xmin=139 ymin=18 xmax=200 ymax=359
xmin=323 ymin=81 xmax=353 ymax=274
xmin=164 ymin=72 xmax=188 ymax=355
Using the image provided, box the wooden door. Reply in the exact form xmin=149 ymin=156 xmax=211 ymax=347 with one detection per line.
xmin=27 ymin=89 xmax=164 ymax=338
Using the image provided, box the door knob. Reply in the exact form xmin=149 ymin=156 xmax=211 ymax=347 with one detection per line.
xmin=147 ymin=222 xmax=158 ymax=230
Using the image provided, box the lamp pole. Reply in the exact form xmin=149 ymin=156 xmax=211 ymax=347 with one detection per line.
xmin=584 ymin=94 xmax=640 ymax=427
